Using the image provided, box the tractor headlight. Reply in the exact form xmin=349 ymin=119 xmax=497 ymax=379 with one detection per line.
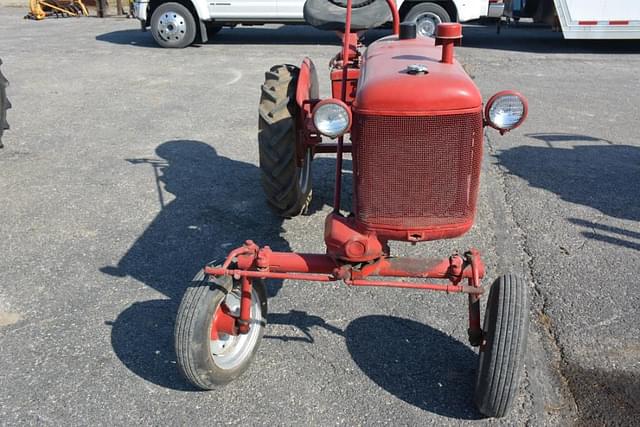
xmin=485 ymin=91 xmax=528 ymax=133
xmin=313 ymin=100 xmax=351 ymax=138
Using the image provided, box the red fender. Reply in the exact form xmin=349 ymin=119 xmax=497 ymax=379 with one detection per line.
xmin=296 ymin=57 xmax=319 ymax=111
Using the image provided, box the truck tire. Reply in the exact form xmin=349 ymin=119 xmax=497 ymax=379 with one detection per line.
xmin=0 ymin=59 xmax=10 ymax=148
xmin=258 ymin=64 xmax=313 ymax=218
xmin=403 ymin=2 xmax=451 ymax=37
xmin=150 ymin=2 xmax=197 ymax=48
xmin=474 ymin=274 xmax=529 ymax=418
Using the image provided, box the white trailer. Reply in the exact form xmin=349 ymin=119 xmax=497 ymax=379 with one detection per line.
xmin=506 ymin=0 xmax=640 ymax=39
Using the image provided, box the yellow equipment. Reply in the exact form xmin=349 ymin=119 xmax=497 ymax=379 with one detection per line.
xmin=26 ymin=0 xmax=88 ymax=20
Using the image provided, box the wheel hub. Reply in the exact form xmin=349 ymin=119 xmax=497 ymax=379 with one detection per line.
xmin=157 ymin=11 xmax=187 ymax=42
xmin=209 ymin=288 xmax=263 ymax=370
xmin=415 ymin=12 xmax=442 ymax=37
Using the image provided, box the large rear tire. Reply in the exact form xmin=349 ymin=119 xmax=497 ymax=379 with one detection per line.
xmin=0 ymin=59 xmax=10 ymax=148
xmin=474 ymin=274 xmax=529 ymax=418
xmin=258 ymin=64 xmax=313 ymax=218
xmin=175 ymin=268 xmax=268 ymax=389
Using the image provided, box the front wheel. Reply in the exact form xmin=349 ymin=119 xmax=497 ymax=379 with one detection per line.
xmin=474 ymin=274 xmax=529 ymax=418
xmin=150 ymin=2 xmax=197 ymax=48
xmin=175 ymin=268 xmax=268 ymax=389
xmin=403 ymin=2 xmax=451 ymax=38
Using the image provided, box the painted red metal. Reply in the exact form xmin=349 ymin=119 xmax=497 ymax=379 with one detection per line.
xmin=435 ymin=23 xmax=463 ymax=64
xmin=324 ymin=213 xmax=384 ymax=262
xmin=353 ymin=37 xmax=482 ymax=114
xmin=210 ymin=305 xmax=238 ymax=339
xmin=238 ymin=276 xmax=253 ymax=334
xmin=350 ymin=110 xmax=483 ymax=242
xmin=331 ymin=68 xmax=360 ymax=105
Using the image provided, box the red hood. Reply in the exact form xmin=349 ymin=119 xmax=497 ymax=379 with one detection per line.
xmin=353 ymin=36 xmax=482 ymax=114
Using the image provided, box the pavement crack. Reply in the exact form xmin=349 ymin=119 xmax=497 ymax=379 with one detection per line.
xmin=485 ymin=132 xmax=578 ymax=422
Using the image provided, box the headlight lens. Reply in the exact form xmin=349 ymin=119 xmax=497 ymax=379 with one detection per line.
xmin=485 ymin=91 xmax=527 ymax=132
xmin=313 ymin=101 xmax=351 ymax=138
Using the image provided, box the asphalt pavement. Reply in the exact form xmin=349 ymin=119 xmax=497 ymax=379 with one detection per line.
xmin=0 ymin=8 xmax=638 ymax=425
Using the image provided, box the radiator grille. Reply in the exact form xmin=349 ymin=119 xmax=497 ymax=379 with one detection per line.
xmin=351 ymin=111 xmax=483 ymax=230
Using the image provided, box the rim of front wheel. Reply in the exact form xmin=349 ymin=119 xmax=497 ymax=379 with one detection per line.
xmin=209 ymin=287 xmax=263 ymax=370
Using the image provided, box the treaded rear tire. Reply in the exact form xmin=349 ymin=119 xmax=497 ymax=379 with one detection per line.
xmin=0 ymin=59 xmax=10 ymax=148
xmin=175 ymin=268 xmax=267 ymax=389
xmin=258 ymin=64 xmax=312 ymax=218
xmin=474 ymin=274 xmax=529 ymax=418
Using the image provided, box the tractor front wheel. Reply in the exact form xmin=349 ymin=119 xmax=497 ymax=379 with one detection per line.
xmin=175 ymin=268 xmax=268 ymax=389
xmin=474 ymin=274 xmax=529 ymax=418
xmin=259 ymin=64 xmax=313 ymax=218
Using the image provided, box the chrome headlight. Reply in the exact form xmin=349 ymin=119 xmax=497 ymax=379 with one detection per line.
xmin=485 ymin=91 xmax=528 ymax=133
xmin=312 ymin=100 xmax=351 ymax=138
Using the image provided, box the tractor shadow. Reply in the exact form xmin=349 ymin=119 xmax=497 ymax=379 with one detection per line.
xmin=266 ymin=311 xmax=482 ymax=420
xmin=101 ymin=139 xmax=347 ymax=389
xmin=498 ymin=138 xmax=640 ymax=251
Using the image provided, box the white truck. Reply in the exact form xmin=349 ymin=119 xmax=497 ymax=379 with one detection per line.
xmin=505 ymin=0 xmax=640 ymax=39
xmin=133 ymin=0 xmax=505 ymax=47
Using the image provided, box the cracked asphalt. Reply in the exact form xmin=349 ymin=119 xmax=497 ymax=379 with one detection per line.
xmin=1 ymin=8 xmax=639 ymax=425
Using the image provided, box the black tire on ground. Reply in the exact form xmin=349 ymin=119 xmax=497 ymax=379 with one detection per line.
xmin=403 ymin=2 xmax=451 ymax=38
xmin=150 ymin=2 xmax=197 ymax=48
xmin=205 ymin=21 xmax=222 ymax=38
xmin=259 ymin=64 xmax=313 ymax=218
xmin=474 ymin=274 xmax=529 ymax=418
xmin=175 ymin=268 xmax=268 ymax=389
xmin=0 ymin=59 xmax=10 ymax=148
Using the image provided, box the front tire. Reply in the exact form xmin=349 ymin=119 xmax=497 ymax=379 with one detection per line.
xmin=259 ymin=64 xmax=313 ymax=218
xmin=403 ymin=2 xmax=451 ymax=38
xmin=150 ymin=2 xmax=197 ymax=48
xmin=474 ymin=274 xmax=529 ymax=418
xmin=175 ymin=268 xmax=268 ymax=389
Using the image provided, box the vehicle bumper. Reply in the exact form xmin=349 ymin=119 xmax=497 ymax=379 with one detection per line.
xmin=133 ymin=0 xmax=148 ymax=24
xmin=487 ymin=3 xmax=505 ymax=18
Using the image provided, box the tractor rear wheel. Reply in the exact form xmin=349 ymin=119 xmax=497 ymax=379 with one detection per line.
xmin=0 ymin=59 xmax=10 ymax=148
xmin=474 ymin=274 xmax=529 ymax=418
xmin=258 ymin=64 xmax=312 ymax=218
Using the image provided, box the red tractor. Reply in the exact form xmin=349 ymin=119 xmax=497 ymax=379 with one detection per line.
xmin=175 ymin=0 xmax=529 ymax=418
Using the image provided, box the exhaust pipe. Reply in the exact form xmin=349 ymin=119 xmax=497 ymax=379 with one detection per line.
xmin=435 ymin=23 xmax=463 ymax=64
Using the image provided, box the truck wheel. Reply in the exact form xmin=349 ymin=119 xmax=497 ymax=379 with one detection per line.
xmin=150 ymin=2 xmax=197 ymax=48
xmin=474 ymin=274 xmax=529 ymax=418
xmin=175 ymin=268 xmax=268 ymax=389
xmin=259 ymin=64 xmax=313 ymax=218
xmin=404 ymin=3 xmax=451 ymax=37
xmin=0 ymin=59 xmax=9 ymax=148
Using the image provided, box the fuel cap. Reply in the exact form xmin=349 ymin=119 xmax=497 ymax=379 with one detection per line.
xmin=406 ymin=64 xmax=429 ymax=75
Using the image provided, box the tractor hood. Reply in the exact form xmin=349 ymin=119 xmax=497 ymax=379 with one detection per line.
xmin=353 ymin=35 xmax=482 ymax=114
